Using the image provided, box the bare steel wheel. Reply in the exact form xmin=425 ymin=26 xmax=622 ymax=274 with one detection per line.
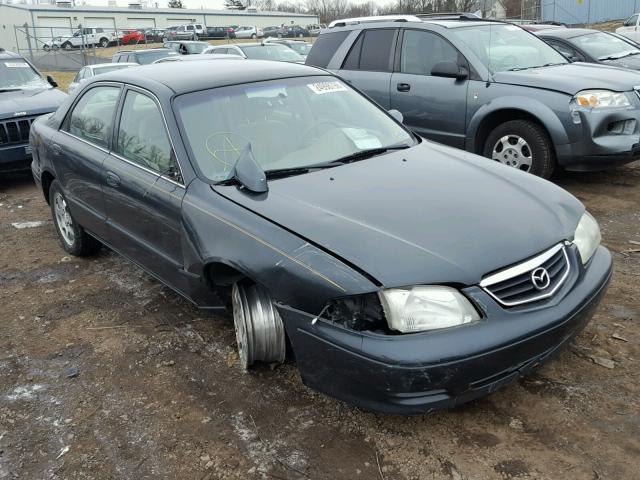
xmin=491 ymin=135 xmax=532 ymax=172
xmin=232 ymin=283 xmax=286 ymax=369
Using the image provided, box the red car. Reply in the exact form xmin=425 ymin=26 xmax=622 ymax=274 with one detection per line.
xmin=120 ymin=29 xmax=145 ymax=45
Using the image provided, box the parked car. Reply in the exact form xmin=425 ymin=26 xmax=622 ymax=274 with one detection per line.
xmin=307 ymin=15 xmax=640 ymax=178
xmin=307 ymin=24 xmax=327 ymax=36
xmin=279 ymin=25 xmax=310 ymax=38
xmin=143 ymin=28 xmax=166 ymax=43
xmin=234 ymin=26 xmax=264 ymax=39
xmin=0 ymin=49 xmax=66 ymax=172
xmin=68 ymin=63 xmax=137 ymax=94
xmin=42 ymin=27 xmax=118 ymax=50
xmin=205 ymin=26 xmax=236 ymax=39
xmin=163 ymin=41 xmax=211 ymax=55
xmin=204 ymin=43 xmax=303 ymax=62
xmin=537 ymin=28 xmax=640 ymax=70
xmin=616 ymin=13 xmax=640 ymax=42
xmin=112 ymin=48 xmax=178 ymax=64
xmin=264 ymin=39 xmax=312 ymax=60
xmin=520 ymin=23 xmax=566 ymax=32
xmin=165 ymin=23 xmax=206 ymax=41
xmin=120 ymin=29 xmax=145 ymax=45
xmin=263 ymin=26 xmax=280 ymax=38
xmin=30 ymin=60 xmax=612 ymax=414
xmin=152 ymin=53 xmax=245 ymax=63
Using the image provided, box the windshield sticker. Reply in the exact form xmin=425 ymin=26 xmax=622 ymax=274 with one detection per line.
xmin=307 ymin=81 xmax=348 ymax=95
xmin=4 ymin=62 xmax=30 ymax=68
xmin=341 ymin=128 xmax=383 ymax=149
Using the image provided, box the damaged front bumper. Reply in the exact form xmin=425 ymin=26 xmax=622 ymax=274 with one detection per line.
xmin=277 ymin=246 xmax=612 ymax=414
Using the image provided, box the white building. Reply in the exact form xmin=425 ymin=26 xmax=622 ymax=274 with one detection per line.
xmin=0 ymin=2 xmax=319 ymax=51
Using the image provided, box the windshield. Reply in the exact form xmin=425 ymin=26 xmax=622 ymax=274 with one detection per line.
xmin=451 ymin=24 xmax=568 ymax=73
xmin=287 ymin=43 xmax=312 ymax=55
xmin=573 ymin=32 xmax=640 ymax=60
xmin=241 ymin=44 xmax=303 ymax=62
xmin=174 ymin=76 xmax=415 ymax=182
xmin=138 ymin=50 xmax=178 ymax=64
xmin=186 ymin=43 xmax=209 ymax=54
xmin=0 ymin=59 xmax=50 ymax=90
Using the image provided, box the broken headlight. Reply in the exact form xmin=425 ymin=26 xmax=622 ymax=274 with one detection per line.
xmin=378 ymin=286 xmax=480 ymax=334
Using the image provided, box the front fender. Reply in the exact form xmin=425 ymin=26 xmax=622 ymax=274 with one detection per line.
xmin=467 ymin=96 xmax=571 ymax=153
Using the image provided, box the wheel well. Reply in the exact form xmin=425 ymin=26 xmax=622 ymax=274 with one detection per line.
xmin=41 ymin=171 xmax=55 ymax=205
xmin=204 ymin=262 xmax=246 ymax=288
xmin=475 ymin=109 xmax=555 ymax=157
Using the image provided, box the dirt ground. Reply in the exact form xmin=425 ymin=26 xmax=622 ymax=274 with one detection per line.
xmin=0 ymin=162 xmax=639 ymax=480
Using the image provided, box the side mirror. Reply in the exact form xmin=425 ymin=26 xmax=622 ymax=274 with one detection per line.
xmin=388 ymin=109 xmax=404 ymax=123
xmin=431 ymin=61 xmax=469 ymax=80
xmin=46 ymin=75 xmax=58 ymax=88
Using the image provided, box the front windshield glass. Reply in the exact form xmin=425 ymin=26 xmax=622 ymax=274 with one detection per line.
xmin=0 ymin=59 xmax=50 ymax=90
xmin=573 ymin=32 xmax=640 ymax=60
xmin=241 ymin=44 xmax=303 ymax=62
xmin=451 ymin=24 xmax=568 ymax=73
xmin=138 ymin=50 xmax=178 ymax=64
xmin=287 ymin=43 xmax=312 ymax=55
xmin=174 ymin=76 xmax=415 ymax=182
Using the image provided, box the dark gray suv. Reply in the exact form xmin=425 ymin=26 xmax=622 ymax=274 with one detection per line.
xmin=307 ymin=15 xmax=640 ymax=178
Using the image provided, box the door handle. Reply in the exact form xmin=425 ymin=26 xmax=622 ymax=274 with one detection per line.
xmin=105 ymin=171 xmax=121 ymax=188
xmin=397 ymin=83 xmax=411 ymax=92
xmin=51 ymin=144 xmax=62 ymax=156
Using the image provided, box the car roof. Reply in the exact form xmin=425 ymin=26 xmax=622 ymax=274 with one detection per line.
xmin=90 ymin=62 xmax=138 ymax=69
xmin=100 ymin=59 xmax=329 ymax=94
xmin=118 ymin=48 xmax=172 ymax=55
xmin=0 ymin=50 xmax=22 ymax=60
xmin=165 ymin=40 xmax=208 ymax=44
xmin=156 ymin=54 xmax=244 ymax=62
xmin=536 ymin=28 xmax=601 ymax=39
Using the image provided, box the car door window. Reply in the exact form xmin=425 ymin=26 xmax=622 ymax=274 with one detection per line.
xmin=546 ymin=40 xmax=582 ymax=61
xmin=65 ymin=86 xmax=120 ymax=148
xmin=624 ymin=15 xmax=638 ymax=27
xmin=352 ymin=29 xmax=395 ymax=72
xmin=214 ymin=48 xmax=228 ymax=54
xmin=400 ymin=30 xmax=459 ymax=75
xmin=116 ymin=90 xmax=175 ymax=175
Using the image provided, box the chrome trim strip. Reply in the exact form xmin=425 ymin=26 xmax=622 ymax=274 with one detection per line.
xmin=110 ymin=151 xmax=185 ymax=189
xmin=480 ymin=243 xmax=564 ymax=287
xmin=480 ymin=244 xmax=571 ymax=308
xmin=60 ymin=130 xmax=110 ymax=154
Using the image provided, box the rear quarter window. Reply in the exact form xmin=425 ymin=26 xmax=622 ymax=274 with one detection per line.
xmin=306 ymin=30 xmax=350 ymax=68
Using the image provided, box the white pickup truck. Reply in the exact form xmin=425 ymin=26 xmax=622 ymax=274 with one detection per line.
xmin=616 ymin=13 xmax=640 ymax=42
xmin=42 ymin=27 xmax=118 ymax=51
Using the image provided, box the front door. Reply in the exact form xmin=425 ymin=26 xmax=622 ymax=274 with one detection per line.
xmin=56 ymin=84 xmax=121 ymax=240
xmin=102 ymin=87 xmax=188 ymax=291
xmin=390 ymin=29 xmax=469 ymax=149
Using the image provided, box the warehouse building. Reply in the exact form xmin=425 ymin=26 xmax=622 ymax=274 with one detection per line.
xmin=0 ymin=2 xmax=319 ymax=51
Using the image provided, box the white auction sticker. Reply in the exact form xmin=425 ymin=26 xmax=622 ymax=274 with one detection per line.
xmin=307 ymin=81 xmax=348 ymax=94
xmin=4 ymin=62 xmax=30 ymax=68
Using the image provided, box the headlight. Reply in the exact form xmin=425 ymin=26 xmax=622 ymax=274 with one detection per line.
xmin=573 ymin=211 xmax=601 ymax=264
xmin=378 ymin=286 xmax=480 ymax=334
xmin=573 ymin=90 xmax=631 ymax=108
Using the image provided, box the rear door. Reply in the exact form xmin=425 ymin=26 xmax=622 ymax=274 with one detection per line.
xmin=102 ymin=86 xmax=188 ymax=290
xmin=390 ymin=29 xmax=469 ymax=148
xmin=55 ymin=84 xmax=121 ymax=240
xmin=336 ymin=28 xmax=398 ymax=109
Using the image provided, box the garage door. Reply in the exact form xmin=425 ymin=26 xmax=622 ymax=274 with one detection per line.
xmin=126 ymin=18 xmax=156 ymax=29
xmin=36 ymin=16 xmax=73 ymax=41
xmin=84 ymin=17 xmax=116 ymax=31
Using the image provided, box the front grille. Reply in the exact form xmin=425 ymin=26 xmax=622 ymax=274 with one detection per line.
xmin=480 ymin=244 xmax=570 ymax=307
xmin=0 ymin=116 xmax=37 ymax=146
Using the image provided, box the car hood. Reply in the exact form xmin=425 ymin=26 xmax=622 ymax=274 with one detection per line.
xmin=0 ymin=88 xmax=67 ymax=120
xmin=212 ymin=141 xmax=584 ymax=288
xmin=492 ymin=62 xmax=640 ymax=94
xmin=601 ymin=55 xmax=640 ymax=70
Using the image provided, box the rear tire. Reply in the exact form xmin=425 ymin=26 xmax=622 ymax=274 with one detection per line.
xmin=62 ymin=41 xmax=72 ymax=50
xmin=43 ymin=45 xmax=50 ymax=52
xmin=231 ymin=282 xmax=286 ymax=369
xmin=99 ymin=37 xmax=109 ymax=48
xmin=49 ymin=180 xmax=101 ymax=257
xmin=483 ymin=119 xmax=555 ymax=179
xmin=251 ymin=33 xmax=256 ymax=39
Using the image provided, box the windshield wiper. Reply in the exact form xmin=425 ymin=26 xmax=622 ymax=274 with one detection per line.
xmin=0 ymin=88 xmax=22 ymax=93
xmin=506 ymin=62 xmax=566 ymax=72
xmin=264 ymin=164 xmax=337 ymax=179
xmin=599 ymin=51 xmax=640 ymax=61
xmin=325 ymin=144 xmax=411 ymax=166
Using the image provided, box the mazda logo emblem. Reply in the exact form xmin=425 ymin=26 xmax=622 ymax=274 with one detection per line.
xmin=531 ymin=267 xmax=551 ymax=291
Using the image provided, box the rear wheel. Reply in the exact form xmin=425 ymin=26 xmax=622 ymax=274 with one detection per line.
xmin=99 ymin=37 xmax=109 ymax=48
xmin=483 ymin=119 xmax=555 ymax=179
xmin=231 ymin=282 xmax=286 ymax=369
xmin=49 ymin=180 xmax=101 ymax=256
xmin=43 ymin=45 xmax=50 ymax=52
xmin=62 ymin=41 xmax=72 ymax=50
xmin=251 ymin=33 xmax=256 ymax=39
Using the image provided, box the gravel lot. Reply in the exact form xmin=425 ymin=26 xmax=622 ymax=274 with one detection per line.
xmin=0 ymin=164 xmax=639 ymax=480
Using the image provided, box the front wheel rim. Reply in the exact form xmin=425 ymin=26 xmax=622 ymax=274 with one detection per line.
xmin=54 ymin=192 xmax=75 ymax=246
xmin=491 ymin=134 xmax=533 ymax=172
